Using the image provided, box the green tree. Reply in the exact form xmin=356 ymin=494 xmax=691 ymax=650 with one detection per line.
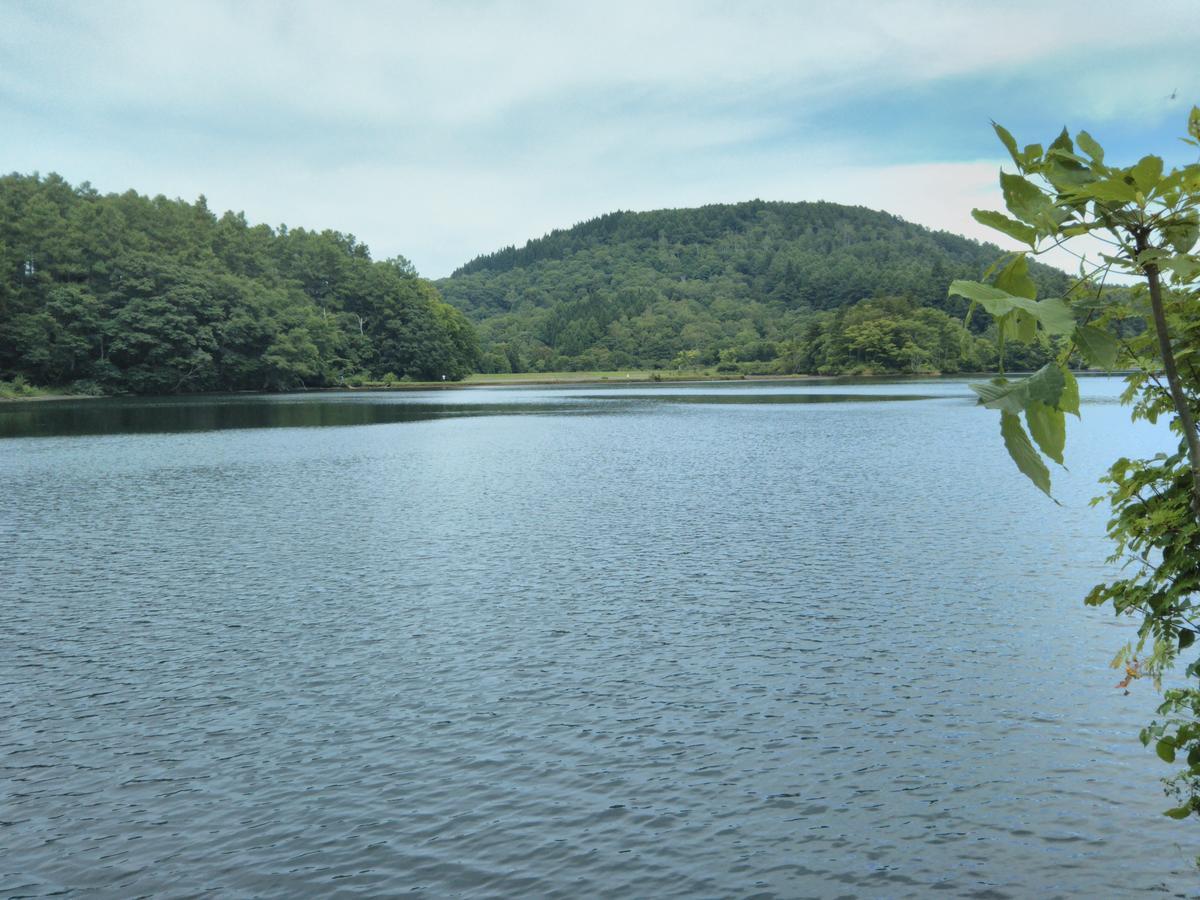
xmin=958 ymin=109 xmax=1200 ymax=826
xmin=438 ymin=200 xmax=1069 ymax=373
xmin=0 ymin=173 xmax=481 ymax=393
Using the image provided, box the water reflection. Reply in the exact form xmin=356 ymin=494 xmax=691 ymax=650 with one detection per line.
xmin=0 ymin=387 xmax=938 ymax=439
xmin=577 ymin=391 xmax=938 ymax=405
xmin=0 ymin=395 xmax=593 ymax=438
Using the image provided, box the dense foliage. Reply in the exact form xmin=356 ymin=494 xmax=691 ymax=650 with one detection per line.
xmin=960 ymin=111 xmax=1200 ymax=832
xmin=771 ymin=295 xmax=1058 ymax=376
xmin=439 ymin=200 xmax=1069 ymax=374
xmin=0 ymin=173 xmax=479 ymax=394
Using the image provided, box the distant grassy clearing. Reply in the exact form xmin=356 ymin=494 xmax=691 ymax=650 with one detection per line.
xmin=0 ymin=378 xmax=56 ymax=400
xmin=343 ymin=370 xmax=827 ymax=390
xmin=461 ymin=370 xmax=725 ymax=384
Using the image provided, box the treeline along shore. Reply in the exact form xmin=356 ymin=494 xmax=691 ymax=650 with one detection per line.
xmin=3 ymin=176 xmax=1129 ymax=397
xmin=0 ymin=173 xmax=479 ymax=396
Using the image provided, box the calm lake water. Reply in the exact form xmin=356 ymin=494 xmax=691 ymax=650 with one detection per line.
xmin=2 ymin=378 xmax=1196 ymax=897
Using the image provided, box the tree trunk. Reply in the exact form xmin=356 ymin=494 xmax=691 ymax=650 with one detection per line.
xmin=1138 ymin=231 xmax=1200 ymax=520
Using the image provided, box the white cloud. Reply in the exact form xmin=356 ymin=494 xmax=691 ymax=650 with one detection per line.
xmin=7 ymin=0 xmax=1194 ymax=126
xmin=2 ymin=0 xmax=1199 ymax=275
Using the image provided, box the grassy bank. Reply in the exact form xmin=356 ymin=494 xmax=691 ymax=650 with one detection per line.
xmin=3 ymin=368 xmax=1017 ymax=401
xmin=349 ymin=369 xmax=818 ymax=389
xmin=0 ymin=377 xmax=57 ymax=400
xmin=461 ymin=369 xmax=747 ymax=385
xmin=0 ymin=370 xmax=794 ymax=401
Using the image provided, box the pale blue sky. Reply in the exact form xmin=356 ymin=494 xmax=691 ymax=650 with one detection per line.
xmin=3 ymin=0 xmax=1199 ymax=277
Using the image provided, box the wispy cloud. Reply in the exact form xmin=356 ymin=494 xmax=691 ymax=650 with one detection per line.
xmin=2 ymin=0 xmax=1199 ymax=276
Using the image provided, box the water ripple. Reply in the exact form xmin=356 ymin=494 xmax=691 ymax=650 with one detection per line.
xmin=1 ymin=379 xmax=1194 ymax=896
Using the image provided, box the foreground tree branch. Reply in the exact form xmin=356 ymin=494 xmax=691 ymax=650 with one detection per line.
xmin=956 ymin=110 xmax=1200 ymax=838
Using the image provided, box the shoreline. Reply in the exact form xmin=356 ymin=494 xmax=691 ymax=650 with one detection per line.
xmin=0 ymin=369 xmax=1122 ymax=403
xmin=0 ymin=392 xmax=99 ymax=403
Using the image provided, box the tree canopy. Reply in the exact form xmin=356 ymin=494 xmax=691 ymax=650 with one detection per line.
xmin=0 ymin=173 xmax=479 ymax=394
xmin=439 ymin=200 xmax=1070 ymax=375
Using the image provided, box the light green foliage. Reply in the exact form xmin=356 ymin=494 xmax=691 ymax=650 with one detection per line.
xmin=0 ymin=374 xmax=47 ymax=398
xmin=1000 ymin=409 xmax=1052 ymax=497
xmin=948 ymin=279 xmax=1075 ymax=335
xmin=774 ymin=296 xmax=1001 ymax=376
xmin=0 ymin=174 xmax=480 ymax=393
xmin=965 ymin=111 xmax=1200 ymax=831
xmin=1073 ymin=324 xmax=1121 ymax=370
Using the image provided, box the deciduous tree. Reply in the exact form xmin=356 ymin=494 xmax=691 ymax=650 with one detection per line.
xmin=958 ymin=108 xmax=1200 ymax=826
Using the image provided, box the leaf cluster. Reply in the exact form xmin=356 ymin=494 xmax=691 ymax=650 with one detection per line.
xmin=963 ymin=111 xmax=1200 ymax=827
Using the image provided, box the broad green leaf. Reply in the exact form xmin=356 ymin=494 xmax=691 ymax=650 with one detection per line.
xmin=969 ymin=364 xmax=1065 ymax=422
xmin=1023 ymin=297 xmax=1074 ymax=335
xmin=980 ymin=251 xmax=1019 ymax=282
xmin=947 ymin=282 xmax=1075 ymax=334
xmin=1157 ymin=738 xmax=1177 ymax=764
xmin=1046 ymin=148 xmax=1088 ymax=166
xmin=1131 ymin=155 xmax=1164 ymax=193
xmin=949 ymin=281 xmax=1017 ymax=305
xmin=997 ymin=311 xmax=1020 ymax=345
xmin=992 ymin=121 xmax=1021 ymax=167
xmin=972 ymin=377 xmax=1027 ymax=414
xmin=1074 ymin=324 xmax=1120 ymax=370
xmin=1015 ymin=309 xmax=1037 ymax=343
xmin=1001 ymin=410 xmax=1053 ymax=497
xmin=1025 ymin=400 xmax=1065 ymax=466
xmin=1163 ymin=215 xmax=1200 ymax=255
xmin=1190 ymin=106 xmax=1200 ymax=141
xmin=1020 ymin=143 xmax=1043 ymax=168
xmin=1076 ymin=130 xmax=1104 ymax=164
xmin=971 ymin=209 xmax=1035 ymax=246
xmin=1176 ymin=167 xmax=1200 ymax=197
xmin=1137 ymin=247 xmax=1171 ymax=268
xmin=994 ymin=254 xmax=1036 ymax=299
xmin=1183 ymin=162 xmax=1200 ymax=191
xmin=1157 ymin=254 xmax=1200 ymax=280
xmin=1043 ymin=154 xmax=1095 ymax=191
xmin=963 ymin=299 xmax=978 ymax=330
xmin=1164 ymin=806 xmax=1193 ymax=820
xmin=1048 ymin=127 xmax=1073 ymax=154
xmin=1074 ymin=178 xmax=1138 ymax=204
xmin=1180 ymin=628 xmax=1196 ymax=650
xmin=1060 ymin=369 xmax=1080 ymax=420
xmin=1024 ymin=363 xmax=1066 ymax=408
xmin=1000 ymin=172 xmax=1053 ymax=226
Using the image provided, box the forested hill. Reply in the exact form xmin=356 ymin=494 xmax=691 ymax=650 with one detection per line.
xmin=0 ymin=173 xmax=479 ymax=394
xmin=439 ymin=201 xmax=1071 ymax=374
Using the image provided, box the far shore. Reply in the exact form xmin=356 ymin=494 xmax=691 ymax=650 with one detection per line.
xmin=0 ymin=392 xmax=100 ymax=403
xmin=1 ymin=368 xmax=1122 ymax=403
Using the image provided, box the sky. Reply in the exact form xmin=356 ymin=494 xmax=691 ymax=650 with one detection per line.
xmin=3 ymin=0 xmax=1200 ymax=279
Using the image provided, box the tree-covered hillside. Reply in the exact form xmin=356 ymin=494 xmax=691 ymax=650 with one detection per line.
xmin=0 ymin=173 xmax=479 ymax=394
xmin=439 ymin=200 xmax=1071 ymax=374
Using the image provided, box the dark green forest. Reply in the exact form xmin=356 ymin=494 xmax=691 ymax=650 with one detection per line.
xmin=439 ymin=200 xmax=1071 ymax=375
xmin=2 ymin=181 xmax=1088 ymax=396
xmin=0 ymin=173 xmax=479 ymax=394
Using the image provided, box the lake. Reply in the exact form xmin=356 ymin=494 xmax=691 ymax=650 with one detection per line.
xmin=1 ymin=378 xmax=1195 ymax=897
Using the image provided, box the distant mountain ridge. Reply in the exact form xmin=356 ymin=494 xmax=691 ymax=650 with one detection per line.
xmin=438 ymin=200 xmax=1068 ymax=374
